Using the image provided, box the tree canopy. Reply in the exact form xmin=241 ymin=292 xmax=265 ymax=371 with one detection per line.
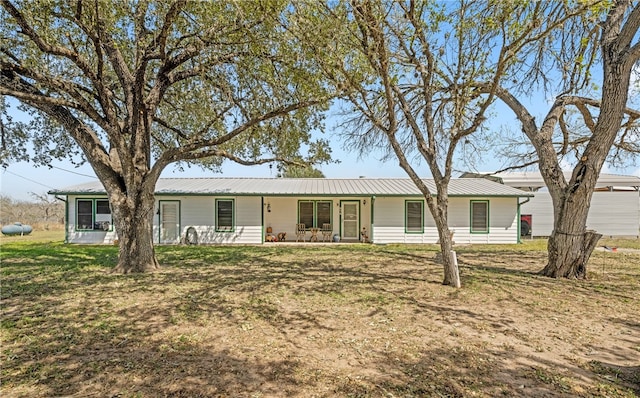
xmin=431 ymin=0 xmax=640 ymax=277
xmin=0 ymin=1 xmax=333 ymax=173
xmin=0 ymin=0 xmax=336 ymax=272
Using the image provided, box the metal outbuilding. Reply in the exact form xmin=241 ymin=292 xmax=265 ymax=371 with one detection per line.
xmin=462 ymin=171 xmax=640 ymax=238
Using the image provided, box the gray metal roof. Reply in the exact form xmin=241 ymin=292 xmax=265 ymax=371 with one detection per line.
xmin=50 ymin=177 xmax=533 ymax=197
xmin=464 ymin=171 xmax=640 ymax=189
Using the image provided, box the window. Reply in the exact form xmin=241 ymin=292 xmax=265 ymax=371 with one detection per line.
xmin=299 ymin=201 xmax=314 ymax=228
xmin=216 ymin=199 xmax=234 ymax=232
xmin=471 ymin=201 xmax=489 ymax=233
xmin=405 ymin=200 xmax=424 ymax=233
xmin=77 ymin=200 xmax=94 ymax=230
xmin=96 ymin=200 xmax=111 ymax=214
xmin=298 ymin=200 xmax=332 ymax=229
xmin=316 ymin=201 xmax=332 ymax=227
xmin=76 ymin=198 xmax=112 ymax=231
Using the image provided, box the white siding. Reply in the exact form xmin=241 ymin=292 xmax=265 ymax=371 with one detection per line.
xmin=373 ymin=197 xmax=435 ymax=244
xmin=162 ymin=196 xmax=263 ymax=244
xmin=520 ymin=192 xmax=554 ymax=236
xmin=263 ymin=197 xmax=308 ymax=240
xmin=64 ymin=193 xmax=522 ymax=245
xmin=371 ymin=196 xmax=519 ymax=244
xmin=449 ymin=197 xmax=519 ymax=244
xmin=521 ymin=191 xmax=640 ymax=237
xmin=588 ymin=191 xmax=640 ymax=237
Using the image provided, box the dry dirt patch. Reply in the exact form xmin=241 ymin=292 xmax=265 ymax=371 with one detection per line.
xmin=1 ymin=242 xmax=639 ymax=397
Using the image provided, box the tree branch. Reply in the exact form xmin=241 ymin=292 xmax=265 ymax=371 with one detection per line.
xmin=2 ymin=0 xmax=98 ymax=83
xmin=615 ymin=1 xmax=640 ymax=53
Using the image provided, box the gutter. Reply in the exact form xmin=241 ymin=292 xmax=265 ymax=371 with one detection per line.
xmin=54 ymin=195 xmax=69 ymax=243
xmin=517 ymin=197 xmax=531 ymax=244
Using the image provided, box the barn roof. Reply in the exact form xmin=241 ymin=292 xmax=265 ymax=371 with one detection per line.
xmin=461 ymin=171 xmax=640 ymax=189
xmin=50 ymin=177 xmax=533 ymax=197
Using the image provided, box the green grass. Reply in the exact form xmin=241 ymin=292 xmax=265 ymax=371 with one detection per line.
xmin=1 ymin=236 xmax=639 ymax=397
xmin=0 ymin=230 xmax=65 ymax=244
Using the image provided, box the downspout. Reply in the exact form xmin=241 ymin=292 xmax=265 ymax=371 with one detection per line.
xmin=156 ymin=203 xmax=161 ymax=244
xmin=517 ymin=197 xmax=531 ymax=244
xmin=54 ymin=195 xmax=69 ymax=243
xmin=370 ymin=196 xmax=375 ymax=243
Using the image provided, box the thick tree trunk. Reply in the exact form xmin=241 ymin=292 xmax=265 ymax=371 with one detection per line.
xmin=109 ymin=187 xmax=160 ymax=273
xmin=543 ymin=229 xmax=602 ymax=278
xmin=541 ymin=181 xmax=602 ymax=279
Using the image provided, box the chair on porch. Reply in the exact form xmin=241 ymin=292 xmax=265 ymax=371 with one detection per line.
xmin=321 ymin=223 xmax=332 ymax=242
xmin=310 ymin=227 xmax=319 ymax=242
xmin=295 ymin=223 xmax=306 ymax=242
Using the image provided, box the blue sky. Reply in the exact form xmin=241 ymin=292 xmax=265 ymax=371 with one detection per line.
xmin=2 ymin=127 xmax=638 ymax=202
xmin=2 ymin=97 xmax=639 ymax=201
xmin=0 ymin=102 xmax=416 ymax=201
xmin=0 ymin=140 xmax=412 ymax=201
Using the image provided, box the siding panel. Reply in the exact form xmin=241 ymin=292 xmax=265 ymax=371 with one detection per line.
xmin=372 ymin=196 xmax=519 ymax=244
xmin=521 ymin=191 xmax=640 ymax=237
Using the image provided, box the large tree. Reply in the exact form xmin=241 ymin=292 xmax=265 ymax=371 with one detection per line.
xmin=490 ymin=0 xmax=640 ymax=278
xmin=291 ymin=0 xmax=596 ymax=287
xmin=0 ymin=0 xmax=333 ymax=273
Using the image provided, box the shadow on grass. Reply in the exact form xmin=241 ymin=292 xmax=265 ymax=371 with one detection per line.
xmin=2 ymin=242 xmax=639 ymax=397
xmin=585 ymin=361 xmax=640 ymax=395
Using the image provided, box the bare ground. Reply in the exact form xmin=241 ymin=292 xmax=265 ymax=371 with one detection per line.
xmin=1 ymin=240 xmax=639 ymax=397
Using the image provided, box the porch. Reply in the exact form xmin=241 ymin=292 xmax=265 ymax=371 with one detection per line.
xmin=262 ymin=196 xmax=372 ymax=244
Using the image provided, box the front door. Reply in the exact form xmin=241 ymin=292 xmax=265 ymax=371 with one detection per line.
xmin=159 ymin=201 xmax=180 ymax=244
xmin=342 ymin=201 xmax=359 ymax=240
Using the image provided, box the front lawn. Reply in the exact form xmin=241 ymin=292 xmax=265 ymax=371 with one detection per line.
xmin=1 ymin=237 xmax=639 ymax=397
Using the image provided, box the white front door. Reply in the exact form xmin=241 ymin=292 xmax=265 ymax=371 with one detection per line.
xmin=159 ymin=201 xmax=180 ymax=244
xmin=342 ymin=201 xmax=359 ymax=240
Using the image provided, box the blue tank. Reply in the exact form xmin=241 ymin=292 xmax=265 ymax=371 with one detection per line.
xmin=1 ymin=222 xmax=33 ymax=236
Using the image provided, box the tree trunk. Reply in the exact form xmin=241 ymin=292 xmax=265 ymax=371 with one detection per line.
xmin=542 ymin=230 xmax=601 ymax=278
xmin=541 ymin=4 xmax=637 ymax=279
xmin=109 ymin=187 xmax=160 ymax=273
xmin=437 ymin=229 xmax=460 ymax=287
xmin=541 ymin=184 xmax=602 ymax=278
xmin=433 ymin=196 xmax=461 ymax=288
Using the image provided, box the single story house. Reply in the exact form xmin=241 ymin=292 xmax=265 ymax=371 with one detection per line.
xmin=49 ymin=177 xmax=534 ymax=245
xmin=462 ymin=171 xmax=640 ymax=238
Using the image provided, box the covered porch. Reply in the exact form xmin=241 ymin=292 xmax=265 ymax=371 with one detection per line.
xmin=261 ymin=196 xmax=372 ymax=243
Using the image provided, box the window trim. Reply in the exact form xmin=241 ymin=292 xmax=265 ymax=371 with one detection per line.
xmin=297 ymin=200 xmax=333 ymax=229
xmin=75 ymin=198 xmax=113 ymax=232
xmin=470 ymin=200 xmax=490 ymax=234
xmin=215 ymin=198 xmax=235 ymax=232
xmin=405 ymin=200 xmax=424 ymax=234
